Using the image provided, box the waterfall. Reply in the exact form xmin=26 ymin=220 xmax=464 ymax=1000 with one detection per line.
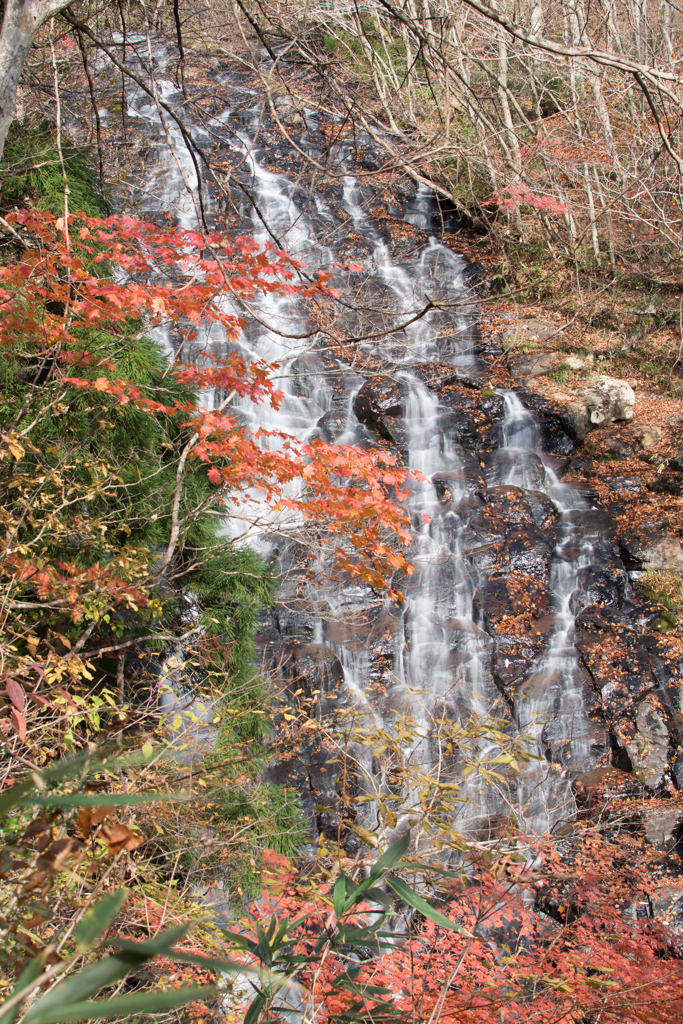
xmin=107 ymin=43 xmax=614 ymax=847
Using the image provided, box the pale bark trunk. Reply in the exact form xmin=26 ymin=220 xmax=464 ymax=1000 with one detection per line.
xmin=0 ymin=0 xmax=71 ymax=162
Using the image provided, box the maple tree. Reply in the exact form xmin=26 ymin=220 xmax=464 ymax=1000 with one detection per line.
xmin=220 ymin=826 xmax=683 ymax=1024
xmin=0 ymin=207 xmax=414 ymax=743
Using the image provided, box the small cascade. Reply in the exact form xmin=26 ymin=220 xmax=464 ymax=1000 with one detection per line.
xmin=498 ymin=392 xmax=606 ymax=832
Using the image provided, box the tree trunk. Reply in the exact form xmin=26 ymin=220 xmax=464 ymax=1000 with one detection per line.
xmin=0 ymin=0 xmax=71 ymax=163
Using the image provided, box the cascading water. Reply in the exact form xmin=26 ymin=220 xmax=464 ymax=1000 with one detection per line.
xmin=99 ymin=41 xmax=617 ymax=848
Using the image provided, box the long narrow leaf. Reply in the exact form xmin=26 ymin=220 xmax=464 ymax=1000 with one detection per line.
xmin=369 ymin=831 xmax=410 ymax=880
xmin=75 ymin=891 xmax=129 ymax=951
xmin=23 ymin=792 xmax=176 ymax=808
xmin=24 ymin=924 xmax=191 ymax=1023
xmin=0 ymin=950 xmax=48 ymax=1024
xmin=333 ymin=875 xmax=346 ymax=919
xmin=170 ymin=949 xmax=259 ymax=975
xmin=19 ymin=986 xmax=216 ymax=1024
xmin=243 ymin=992 xmax=266 ymax=1024
xmin=21 ymin=954 xmax=139 ymax=1024
xmin=386 ymin=878 xmax=473 ymax=936
xmin=106 ymin=921 xmax=191 ymax=956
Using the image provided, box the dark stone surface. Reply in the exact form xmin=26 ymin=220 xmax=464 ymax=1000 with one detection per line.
xmin=352 ymin=375 xmax=403 ymax=439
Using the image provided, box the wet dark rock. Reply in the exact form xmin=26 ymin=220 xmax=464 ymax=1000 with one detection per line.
xmin=265 ymin=742 xmax=346 ymax=838
xmin=651 ymin=884 xmax=683 ymax=935
xmin=604 ymin=435 xmax=634 ymax=460
xmin=432 ymin=455 xmax=485 ymax=500
xmin=484 ymin=449 xmax=546 ymax=490
xmin=643 ymin=804 xmax=683 ymax=849
xmin=495 ymin=649 xmax=539 ymax=695
xmin=442 ymin=408 xmax=478 ymax=449
xmin=411 ymin=361 xmax=486 ymax=390
xmin=569 ymin=567 xmax=624 ymax=615
xmin=625 ymin=700 xmax=672 ymax=789
xmin=647 ymin=471 xmax=683 ymax=496
xmin=477 ymin=574 xmax=552 ymax=624
xmin=483 ymin=486 xmax=534 ymax=525
xmin=352 ymin=375 xmax=403 ymax=440
xmin=461 ymin=814 xmax=518 ymax=841
xmin=314 ymin=407 xmax=355 ymax=442
xmin=438 ymin=384 xmax=504 ymax=452
xmin=321 ymin=592 xmax=390 ymax=651
xmin=515 ymin=388 xmax=576 ymax=455
xmin=606 ymin=476 xmax=643 ymax=493
xmin=540 ymin=453 xmax=572 ymax=478
xmin=619 ymin=529 xmax=683 ymax=573
xmin=560 ymin=509 xmax=616 ymax=540
xmin=476 ymin=569 xmax=553 ymax=695
xmin=282 ymin=643 xmax=344 ymax=698
xmin=525 ymin=490 xmax=557 ymax=527
xmin=273 ymin=595 xmax=330 ymax=643
xmin=504 ymin=525 xmax=554 ymax=578
xmin=572 ymin=766 xmax=646 ymax=809
xmin=575 ymin=601 xmax=683 ymax=787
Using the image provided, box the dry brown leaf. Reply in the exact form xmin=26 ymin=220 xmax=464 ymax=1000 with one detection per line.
xmin=100 ymin=823 xmax=144 ymax=855
xmin=5 ymin=678 xmax=25 ymax=712
xmin=9 ymin=708 xmax=26 ymax=742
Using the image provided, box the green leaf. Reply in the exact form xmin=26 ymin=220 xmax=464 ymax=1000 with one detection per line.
xmin=0 ymin=748 xmax=172 ymax=819
xmin=359 ymin=887 xmax=395 ymax=907
xmin=370 ymin=831 xmax=410 ymax=880
xmin=243 ymin=992 xmax=266 ymax=1024
xmin=105 ymin=921 xmax=191 ymax=957
xmin=170 ymin=950 xmax=259 ymax=975
xmin=386 ymin=877 xmax=473 ymax=936
xmin=75 ymin=890 xmax=129 ymax=952
xmin=0 ymin=949 xmax=49 ymax=1024
xmin=19 ymin=986 xmax=216 ymax=1024
xmin=22 ymin=792 xmax=176 ymax=808
xmin=333 ymin=874 xmax=346 ymax=919
xmin=24 ymin=924 xmax=192 ymax=1024
xmin=21 ymin=954 xmax=139 ymax=1024
xmin=330 ymin=966 xmax=362 ymax=990
xmin=0 ymin=778 xmax=34 ymax=818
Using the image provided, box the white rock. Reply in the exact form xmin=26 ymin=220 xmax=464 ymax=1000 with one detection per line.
xmin=577 ymin=375 xmax=635 ymax=426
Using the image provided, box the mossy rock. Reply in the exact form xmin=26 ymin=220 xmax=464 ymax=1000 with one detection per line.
xmin=642 ymin=570 xmax=683 ymax=632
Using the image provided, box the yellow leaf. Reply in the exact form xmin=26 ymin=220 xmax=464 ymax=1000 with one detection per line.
xmin=348 ymin=824 xmax=379 ymax=848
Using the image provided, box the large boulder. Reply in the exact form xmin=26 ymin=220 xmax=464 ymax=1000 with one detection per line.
xmin=529 ymin=376 xmax=635 ymax=442
xmin=578 ymin=375 xmax=635 ymax=426
xmin=619 ymin=530 xmax=683 ymax=574
xmin=624 ymin=700 xmax=671 ymax=788
xmin=508 ymin=352 xmax=563 ymax=377
xmin=501 ymin=320 xmax=559 ymax=350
